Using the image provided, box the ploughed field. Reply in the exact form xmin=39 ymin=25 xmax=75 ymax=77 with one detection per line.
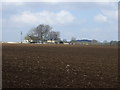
xmin=2 ymin=43 xmax=118 ymax=88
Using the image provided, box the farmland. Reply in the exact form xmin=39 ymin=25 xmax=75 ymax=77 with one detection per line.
xmin=2 ymin=43 xmax=118 ymax=88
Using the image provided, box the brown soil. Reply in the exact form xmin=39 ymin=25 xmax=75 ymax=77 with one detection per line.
xmin=2 ymin=43 xmax=118 ymax=88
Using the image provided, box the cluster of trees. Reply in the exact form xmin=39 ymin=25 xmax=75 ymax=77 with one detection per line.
xmin=69 ymin=37 xmax=119 ymax=46
xmin=24 ymin=24 xmax=60 ymax=43
xmin=105 ymin=40 xmax=118 ymax=46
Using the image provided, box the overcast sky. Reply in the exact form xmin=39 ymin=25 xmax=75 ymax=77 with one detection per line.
xmin=1 ymin=0 xmax=119 ymax=42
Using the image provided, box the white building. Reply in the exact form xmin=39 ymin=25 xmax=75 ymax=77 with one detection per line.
xmin=47 ymin=40 xmax=56 ymax=44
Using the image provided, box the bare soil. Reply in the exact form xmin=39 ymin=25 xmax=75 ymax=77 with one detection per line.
xmin=2 ymin=43 xmax=118 ymax=88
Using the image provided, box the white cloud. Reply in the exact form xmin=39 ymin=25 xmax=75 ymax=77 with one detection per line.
xmin=94 ymin=7 xmax=118 ymax=23
xmin=10 ymin=10 xmax=75 ymax=26
xmin=94 ymin=14 xmax=108 ymax=22
xmin=101 ymin=9 xmax=118 ymax=20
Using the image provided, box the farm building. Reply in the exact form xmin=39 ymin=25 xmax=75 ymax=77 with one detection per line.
xmin=47 ymin=40 xmax=60 ymax=44
xmin=47 ymin=40 xmax=55 ymax=44
xmin=23 ymin=40 xmax=42 ymax=43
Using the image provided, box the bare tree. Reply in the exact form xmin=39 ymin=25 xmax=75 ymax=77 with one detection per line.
xmin=35 ymin=24 xmax=52 ymax=43
xmin=48 ymin=31 xmax=60 ymax=41
xmin=70 ymin=37 xmax=76 ymax=45
xmin=24 ymin=28 xmax=37 ymax=42
xmin=71 ymin=37 xmax=76 ymax=42
xmin=25 ymin=24 xmax=52 ymax=43
xmin=25 ymin=24 xmax=60 ymax=43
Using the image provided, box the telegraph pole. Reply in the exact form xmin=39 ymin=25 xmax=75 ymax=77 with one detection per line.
xmin=21 ymin=31 xmax=22 ymax=44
